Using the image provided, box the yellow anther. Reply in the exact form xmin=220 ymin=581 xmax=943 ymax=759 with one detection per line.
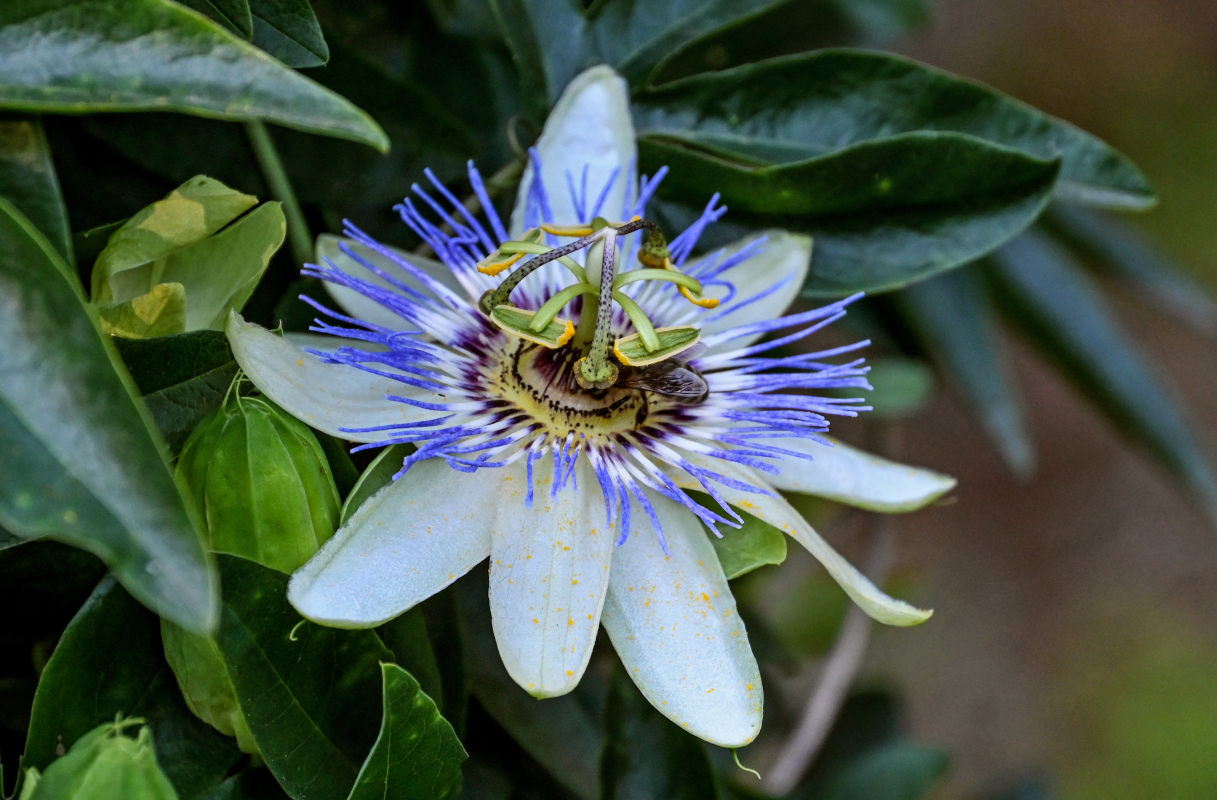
xmin=477 ymin=250 xmax=524 ymax=275
xmin=656 ymin=256 xmax=718 ymax=308
xmin=680 ymin=285 xmax=719 ymax=309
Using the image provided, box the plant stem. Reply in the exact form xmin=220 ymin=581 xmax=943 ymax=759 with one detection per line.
xmin=246 ymin=120 xmax=311 ymax=267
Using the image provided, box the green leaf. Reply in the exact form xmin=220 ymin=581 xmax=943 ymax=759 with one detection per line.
xmin=178 ymin=0 xmax=253 ymax=37
xmin=250 ymin=0 xmax=330 ymax=68
xmin=642 ymin=132 xmax=1060 ymax=295
xmin=92 ymin=176 xmax=286 ymax=332
xmin=1047 ymin=206 xmax=1217 ymax=335
xmin=113 ymin=330 xmax=238 ymax=453
xmin=599 ymin=668 xmax=720 ymax=800
xmin=195 ymin=770 xmax=292 ymax=800
xmin=898 ymin=270 xmax=1034 ymax=474
xmin=0 ymin=0 xmax=388 ymax=151
xmin=991 ymin=231 xmax=1217 ymax=522
xmin=589 ymin=0 xmax=793 ymax=86
xmin=816 ymin=741 xmax=948 ymax=800
xmin=346 ymin=664 xmax=466 ymax=800
xmin=634 ymin=50 xmax=1154 ymax=209
xmin=488 ymin=0 xmax=591 ymax=115
xmin=703 ymin=503 xmax=787 ymax=580
xmin=0 ymin=118 xmax=72 ymax=263
xmin=0 ymin=198 xmax=217 ymax=632
xmin=23 ymin=578 xmax=242 ymax=798
xmin=98 ymin=282 xmax=189 ymax=339
xmin=92 ymin=176 xmax=258 ymax=304
xmin=211 ymin=554 xmax=394 ymax=800
xmin=375 ymin=609 xmax=444 ymax=719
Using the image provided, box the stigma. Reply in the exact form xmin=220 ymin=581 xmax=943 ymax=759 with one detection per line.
xmin=475 ymin=218 xmax=714 ymax=396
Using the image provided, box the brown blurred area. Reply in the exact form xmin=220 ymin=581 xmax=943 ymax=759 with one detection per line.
xmin=848 ymin=1 xmax=1217 ymax=797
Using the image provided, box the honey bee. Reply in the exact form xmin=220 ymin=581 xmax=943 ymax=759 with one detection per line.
xmin=617 ymin=359 xmax=709 ymax=405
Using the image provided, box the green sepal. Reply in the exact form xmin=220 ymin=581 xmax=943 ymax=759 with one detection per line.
xmin=97 ymin=282 xmax=187 ymax=339
xmin=613 ymin=326 xmax=700 ymax=366
xmin=489 ymin=304 xmax=575 ymax=349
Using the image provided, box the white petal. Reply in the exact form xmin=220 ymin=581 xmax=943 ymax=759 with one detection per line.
xmin=489 ymin=458 xmax=612 ymax=698
xmin=762 ymin=436 xmax=956 ymax=512
xmin=689 ymin=230 xmax=812 ymax=348
xmin=315 ymin=234 xmax=467 ymax=329
xmin=288 ymin=458 xmax=498 ymax=627
xmin=601 ymin=493 xmax=762 ymax=747
xmin=226 ymin=312 xmax=449 ymax=443
xmin=672 ymin=454 xmax=932 ymax=627
xmin=509 ymin=66 xmax=636 ymax=234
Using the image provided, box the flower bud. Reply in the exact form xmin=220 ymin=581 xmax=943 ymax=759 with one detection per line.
xmin=166 ymin=391 xmax=341 ymax=755
xmin=20 ymin=719 xmax=178 ymax=800
xmin=175 ymin=392 xmax=340 ymax=573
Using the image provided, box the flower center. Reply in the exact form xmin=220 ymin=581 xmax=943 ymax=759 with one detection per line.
xmin=493 ymin=340 xmax=649 ymax=439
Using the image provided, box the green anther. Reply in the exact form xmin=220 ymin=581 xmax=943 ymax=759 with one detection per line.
xmin=611 ymin=290 xmax=660 ymax=352
xmin=530 ymin=282 xmax=596 ymax=332
xmin=613 ymin=267 xmax=704 ymax=293
xmin=637 ymin=224 xmax=671 ymax=268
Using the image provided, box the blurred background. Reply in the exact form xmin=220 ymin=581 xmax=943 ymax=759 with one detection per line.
xmin=851 ymin=1 xmax=1217 ymax=796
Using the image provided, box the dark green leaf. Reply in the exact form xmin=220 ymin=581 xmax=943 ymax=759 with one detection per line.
xmin=642 ymin=132 xmax=1060 ymax=295
xmin=600 ymin=668 xmax=719 ymax=800
xmin=816 ymin=741 xmax=948 ymax=800
xmin=457 ymin=575 xmax=600 ymax=800
xmin=23 ymin=578 xmax=242 ymax=799
xmin=250 ymin=0 xmax=330 ymax=68
xmin=830 ymin=0 xmax=929 ymax=40
xmin=212 ymin=554 xmax=393 ymax=800
xmin=590 ymin=0 xmax=792 ymax=86
xmin=114 ymin=331 xmax=237 ymax=453
xmin=488 ymin=0 xmax=592 ymax=115
xmin=347 ymin=664 xmax=466 ymax=800
xmin=0 ymin=198 xmax=217 ymax=632
xmin=114 ymin=330 xmax=234 ymax=395
xmin=376 ymin=610 xmax=444 ymax=717
xmin=992 ymin=231 xmax=1217 ymax=521
xmin=0 ymin=118 xmax=72 ymax=263
xmin=1047 ymin=206 xmax=1217 ymax=335
xmin=179 ymin=0 xmax=254 ymax=37
xmin=898 ymin=270 xmax=1034 ymax=474
xmin=634 ymin=50 xmax=1153 ymax=209
xmin=196 ymin=770 xmax=293 ymax=800
xmin=0 ymin=0 xmax=388 ymax=151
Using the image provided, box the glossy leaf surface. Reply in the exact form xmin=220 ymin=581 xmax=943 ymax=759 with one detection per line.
xmin=0 ymin=0 xmax=388 ymax=150
xmin=0 ymin=199 xmax=217 ymax=632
